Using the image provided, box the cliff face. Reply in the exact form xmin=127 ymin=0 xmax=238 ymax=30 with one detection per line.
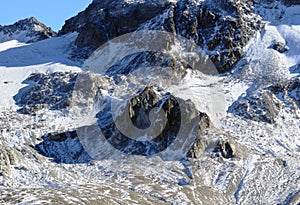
xmin=60 ymin=0 xmax=169 ymax=56
xmin=1 ymin=0 xmax=300 ymax=204
xmin=60 ymin=0 xmax=263 ymax=73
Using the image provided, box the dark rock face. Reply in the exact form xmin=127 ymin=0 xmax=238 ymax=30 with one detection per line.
xmin=270 ymin=41 xmax=289 ymax=53
xmin=13 ymin=72 xmax=112 ymax=115
xmin=14 ymin=72 xmax=77 ymax=114
xmin=96 ymin=86 xmax=211 ymax=157
xmin=187 ymin=130 xmax=236 ymax=159
xmin=271 ymin=76 xmax=300 ymax=110
xmin=105 ymin=51 xmax=181 ymax=77
xmin=97 ymin=87 xmax=182 ymax=156
xmin=0 ymin=17 xmax=56 ymax=43
xmin=60 ymin=0 xmax=169 ymax=58
xmin=229 ymin=76 xmax=300 ymax=124
xmin=35 ymin=86 xmax=211 ymax=162
xmin=287 ymin=77 xmax=300 ymax=108
xmin=0 ymin=146 xmax=18 ymax=177
xmin=281 ymin=0 xmax=300 ymax=6
xmin=216 ymin=141 xmax=234 ymax=159
xmin=164 ymin=0 xmax=262 ymax=72
xmin=60 ymin=0 xmax=263 ymax=73
xmin=35 ymin=131 xmax=92 ymax=164
xmin=228 ymin=89 xmax=281 ymax=124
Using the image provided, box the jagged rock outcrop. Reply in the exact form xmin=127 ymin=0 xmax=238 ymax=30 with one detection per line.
xmin=270 ymin=41 xmax=289 ymax=53
xmin=228 ymin=75 xmax=300 ymax=124
xmin=60 ymin=0 xmax=169 ymax=58
xmin=228 ymin=89 xmax=281 ymax=124
xmin=281 ymin=0 xmax=300 ymax=6
xmin=97 ymin=86 xmax=211 ymax=156
xmin=60 ymin=0 xmax=263 ymax=73
xmin=14 ymin=69 xmax=212 ymax=160
xmin=14 ymin=72 xmax=115 ymax=115
xmin=0 ymin=17 xmax=56 ymax=43
xmin=270 ymin=76 xmax=300 ymax=110
xmin=14 ymin=72 xmax=77 ymax=114
xmin=214 ymin=140 xmax=235 ymax=159
xmin=188 ymin=130 xmax=236 ymax=159
xmin=35 ymin=130 xmax=92 ymax=164
xmin=35 ymin=86 xmax=212 ymax=161
xmin=286 ymin=78 xmax=300 ymax=108
xmin=163 ymin=0 xmax=263 ymax=72
xmin=0 ymin=147 xmax=18 ymax=177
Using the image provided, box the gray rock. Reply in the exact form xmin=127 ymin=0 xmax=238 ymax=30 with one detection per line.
xmin=217 ymin=140 xmax=235 ymax=159
xmin=14 ymin=72 xmax=78 ymax=114
xmin=281 ymin=0 xmax=300 ymax=6
xmin=97 ymin=86 xmax=211 ymax=157
xmin=35 ymin=130 xmax=92 ymax=164
xmin=229 ymin=76 xmax=300 ymax=124
xmin=60 ymin=0 xmax=263 ymax=73
xmin=14 ymin=71 xmax=114 ymax=115
xmin=270 ymin=41 xmax=289 ymax=53
xmin=228 ymin=90 xmax=281 ymax=124
xmin=287 ymin=77 xmax=300 ymax=108
xmin=271 ymin=76 xmax=300 ymax=110
xmin=187 ymin=130 xmax=237 ymax=159
xmin=0 ymin=17 xmax=56 ymax=43
xmin=0 ymin=147 xmax=18 ymax=177
xmin=35 ymin=86 xmax=211 ymax=162
xmin=60 ymin=0 xmax=168 ymax=58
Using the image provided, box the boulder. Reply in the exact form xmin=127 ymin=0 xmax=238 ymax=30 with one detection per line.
xmin=270 ymin=42 xmax=289 ymax=53
xmin=0 ymin=147 xmax=18 ymax=177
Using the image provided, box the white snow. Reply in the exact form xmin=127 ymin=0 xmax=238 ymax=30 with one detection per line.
xmin=0 ymin=31 xmax=34 ymax=44
xmin=252 ymin=4 xmax=300 ymax=67
xmin=0 ymin=2 xmax=300 ymax=204
xmin=0 ymin=40 xmax=27 ymax=52
xmin=0 ymin=33 xmax=81 ymax=109
xmin=170 ymin=70 xmax=228 ymax=128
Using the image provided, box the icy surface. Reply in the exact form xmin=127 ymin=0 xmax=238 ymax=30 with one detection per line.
xmin=0 ymin=34 xmax=81 ymax=108
xmin=0 ymin=2 xmax=300 ymax=205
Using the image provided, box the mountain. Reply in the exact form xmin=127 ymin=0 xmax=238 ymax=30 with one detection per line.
xmin=0 ymin=17 xmax=56 ymax=43
xmin=59 ymin=0 xmax=263 ymax=73
xmin=0 ymin=0 xmax=300 ymax=204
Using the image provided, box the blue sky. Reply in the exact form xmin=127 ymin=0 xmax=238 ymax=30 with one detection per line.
xmin=0 ymin=0 xmax=93 ymax=31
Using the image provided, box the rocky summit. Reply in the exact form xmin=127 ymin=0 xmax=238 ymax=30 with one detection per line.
xmin=0 ymin=0 xmax=300 ymax=204
xmin=0 ymin=17 xmax=56 ymax=43
xmin=60 ymin=0 xmax=263 ymax=73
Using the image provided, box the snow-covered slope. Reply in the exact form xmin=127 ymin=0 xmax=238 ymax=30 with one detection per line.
xmin=0 ymin=33 xmax=81 ymax=109
xmin=0 ymin=1 xmax=300 ymax=204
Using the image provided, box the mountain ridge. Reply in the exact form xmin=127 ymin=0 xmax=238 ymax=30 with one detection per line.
xmin=0 ymin=0 xmax=299 ymax=204
xmin=0 ymin=17 xmax=56 ymax=44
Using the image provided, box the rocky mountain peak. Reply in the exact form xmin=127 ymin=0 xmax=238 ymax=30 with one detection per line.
xmin=0 ymin=17 xmax=57 ymax=43
xmin=1 ymin=0 xmax=300 ymax=203
xmin=59 ymin=0 xmax=264 ymax=73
